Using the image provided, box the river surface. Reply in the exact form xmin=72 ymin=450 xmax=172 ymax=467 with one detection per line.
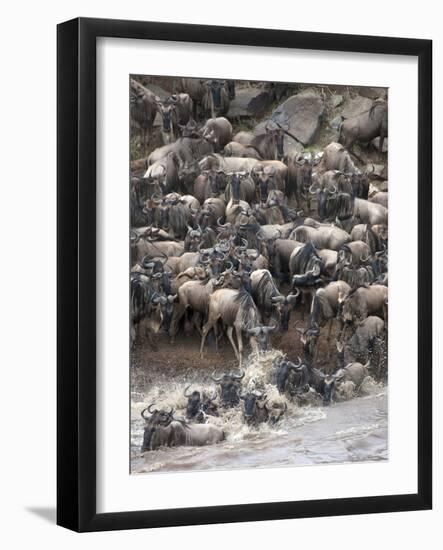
xmin=131 ymin=351 xmax=388 ymax=474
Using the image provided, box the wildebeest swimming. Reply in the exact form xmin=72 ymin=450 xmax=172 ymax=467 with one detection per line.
xmin=130 ymin=77 xmax=388 ymax=458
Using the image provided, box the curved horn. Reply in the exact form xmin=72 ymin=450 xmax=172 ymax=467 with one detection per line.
xmin=309 ymin=183 xmax=321 ymax=194
xmin=211 ymin=371 xmax=223 ymax=383
xmin=140 ymin=407 xmax=152 ymax=420
xmin=183 ymin=385 xmax=193 ymax=398
xmin=147 ymin=404 xmax=157 ymax=414
xmin=232 ymin=369 xmax=245 ymax=380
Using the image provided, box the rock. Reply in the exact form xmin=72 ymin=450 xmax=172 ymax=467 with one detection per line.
xmin=228 ymin=87 xmax=264 ymax=118
xmin=330 ymin=94 xmax=343 ymax=109
xmin=329 ymin=115 xmax=343 ymax=130
xmin=371 ymin=137 xmax=388 ymax=153
xmin=271 ymin=92 xmax=325 ymax=146
xmin=341 ymin=95 xmax=373 ymax=119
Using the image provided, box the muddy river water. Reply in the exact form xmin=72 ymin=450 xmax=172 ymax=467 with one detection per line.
xmin=131 ymin=351 xmax=387 ymax=474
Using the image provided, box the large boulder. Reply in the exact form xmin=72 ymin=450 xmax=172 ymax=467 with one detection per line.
xmin=341 ymin=95 xmax=373 ymax=119
xmin=271 ymin=91 xmax=325 ymax=146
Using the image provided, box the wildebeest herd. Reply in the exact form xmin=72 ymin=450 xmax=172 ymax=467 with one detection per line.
xmin=130 ymin=77 xmax=388 ymax=454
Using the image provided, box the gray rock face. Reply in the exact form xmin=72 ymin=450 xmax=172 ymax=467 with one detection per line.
xmin=341 ymin=96 xmax=373 ymax=119
xmin=272 ymin=92 xmax=325 ymax=146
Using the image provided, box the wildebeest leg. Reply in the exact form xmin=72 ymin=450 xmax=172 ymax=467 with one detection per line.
xmin=226 ymin=326 xmax=239 ymax=361
xmin=169 ymin=304 xmax=186 ymax=344
xmin=235 ymin=326 xmax=244 ymax=367
xmin=192 ymin=311 xmax=202 ymax=336
xmin=200 ymin=323 xmax=211 ymax=358
xmin=379 ymin=133 xmax=386 ymax=154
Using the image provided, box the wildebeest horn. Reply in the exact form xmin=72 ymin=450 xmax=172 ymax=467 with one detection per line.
xmin=309 ymin=183 xmax=321 ymax=194
xmin=211 ymin=371 xmax=223 ymax=383
xmin=183 ymin=385 xmax=193 ymax=398
xmin=288 ymin=288 xmax=301 ymax=301
xmin=147 ymin=404 xmax=157 ymax=414
xmin=263 ymin=325 xmax=276 ymax=334
xmin=130 ymin=230 xmax=140 ymax=244
xmin=247 ymin=327 xmax=261 ymax=336
xmin=360 ymin=253 xmax=371 ymax=262
xmin=247 ymin=250 xmax=259 ymax=260
xmin=271 ymin=295 xmax=285 ymax=304
xmin=141 ymin=407 xmax=152 ymax=420
xmin=329 ymin=184 xmax=337 ymax=194
xmin=232 ymin=369 xmax=245 ymax=380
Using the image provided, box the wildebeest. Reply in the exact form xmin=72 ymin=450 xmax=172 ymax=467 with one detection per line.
xmin=291 ymin=224 xmax=351 ymax=251
xmin=369 ymin=191 xmax=388 ymax=208
xmin=224 ymin=172 xmax=256 ymax=204
xmin=184 ymin=386 xmax=218 ymax=422
xmin=241 ymin=390 xmax=270 ymax=425
xmin=200 ymin=289 xmax=262 ymax=366
xmin=309 ymin=280 xmax=351 ymax=341
xmin=275 ymin=356 xmax=307 ymax=395
xmin=223 ymin=141 xmax=263 ymax=159
xmin=341 ymin=315 xmax=385 ymax=363
xmin=202 ymin=117 xmax=233 ymax=151
xmin=156 ymin=93 xmax=193 ymax=143
xmin=141 ymin=405 xmax=224 ymax=451
xmin=233 ymin=121 xmax=286 ymax=161
xmin=354 ymin=198 xmax=388 ymax=226
xmin=250 ymin=269 xmax=299 ymax=330
xmin=211 ymin=370 xmax=245 ymax=407
xmin=341 ymin=284 xmax=388 ymax=323
xmin=289 ymin=242 xmax=324 ymax=286
xmin=320 ymin=142 xmax=359 ymax=173
xmin=339 ymin=100 xmax=388 ymax=152
xmin=130 ymin=232 xmax=184 ymax=266
xmin=193 ymin=169 xmax=224 ymax=203
xmin=202 ymin=80 xmax=230 ymax=118
xmin=130 ymin=79 xmax=157 ymax=149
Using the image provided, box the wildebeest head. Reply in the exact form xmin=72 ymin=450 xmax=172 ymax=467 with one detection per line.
xmin=212 ymin=370 xmax=244 ymax=407
xmin=268 ymin=402 xmax=288 ymax=424
xmin=247 ymin=325 xmax=276 ymax=352
xmin=151 ymin=293 xmax=177 ymax=332
xmin=340 ymin=288 xmax=361 ymax=324
xmin=265 ymin=120 xmax=287 ymax=161
xmin=270 ymin=289 xmax=300 ymax=331
xmin=322 ymin=375 xmax=336 ymax=406
xmin=240 ymin=390 xmax=269 ymax=425
xmin=350 ymin=171 xmax=369 ymax=199
xmin=295 ymin=322 xmax=320 ymax=363
xmin=141 ymin=404 xmax=174 ymax=451
xmin=295 ymin=154 xmax=313 ymax=196
xmin=184 ymin=385 xmax=201 ymax=420
xmin=207 ymin=80 xmax=225 ymax=109
xmin=275 ymin=356 xmax=308 ymax=394
xmin=156 ymin=98 xmax=177 ymax=134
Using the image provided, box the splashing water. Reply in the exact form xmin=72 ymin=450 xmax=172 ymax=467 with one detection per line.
xmin=131 ymin=350 xmax=387 ymax=474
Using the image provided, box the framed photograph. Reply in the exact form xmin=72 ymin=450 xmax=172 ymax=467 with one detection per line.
xmin=57 ymin=17 xmax=432 ymax=532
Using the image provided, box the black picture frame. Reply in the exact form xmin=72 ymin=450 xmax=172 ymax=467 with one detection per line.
xmin=57 ymin=17 xmax=432 ymax=532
